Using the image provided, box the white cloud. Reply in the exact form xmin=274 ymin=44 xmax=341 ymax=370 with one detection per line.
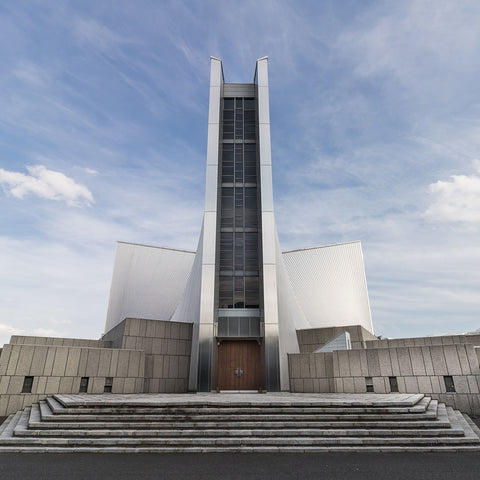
xmin=85 ymin=168 xmax=99 ymax=175
xmin=425 ymin=161 xmax=480 ymax=224
xmin=0 ymin=165 xmax=94 ymax=207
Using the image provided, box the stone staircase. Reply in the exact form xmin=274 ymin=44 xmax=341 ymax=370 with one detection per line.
xmin=0 ymin=393 xmax=479 ymax=452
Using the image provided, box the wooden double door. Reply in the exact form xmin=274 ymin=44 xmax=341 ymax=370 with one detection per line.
xmin=217 ymin=340 xmax=262 ymax=390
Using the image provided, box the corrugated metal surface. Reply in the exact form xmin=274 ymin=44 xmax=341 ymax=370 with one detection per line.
xmin=223 ymin=83 xmax=256 ymax=97
xmin=275 ymin=229 xmax=310 ymax=390
xmin=104 ymin=242 xmax=195 ymax=333
xmin=282 ymin=241 xmax=373 ymax=334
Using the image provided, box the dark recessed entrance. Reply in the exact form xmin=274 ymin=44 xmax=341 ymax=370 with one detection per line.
xmin=217 ymin=340 xmax=262 ymax=390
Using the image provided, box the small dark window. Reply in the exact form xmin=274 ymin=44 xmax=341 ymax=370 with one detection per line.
xmin=365 ymin=377 xmax=374 ymax=393
xmin=22 ymin=376 xmax=34 ymax=393
xmin=389 ymin=376 xmax=399 ymax=393
xmin=444 ymin=376 xmax=456 ymax=393
xmin=79 ymin=377 xmax=89 ymax=393
xmin=104 ymin=377 xmax=113 ymax=393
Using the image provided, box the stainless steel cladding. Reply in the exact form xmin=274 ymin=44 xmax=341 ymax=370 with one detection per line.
xmin=104 ymin=242 xmax=195 ymax=333
xmin=283 ymin=241 xmax=374 ymax=334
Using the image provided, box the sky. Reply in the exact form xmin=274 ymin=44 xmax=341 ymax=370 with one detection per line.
xmin=1 ymin=0 xmax=480 ymax=346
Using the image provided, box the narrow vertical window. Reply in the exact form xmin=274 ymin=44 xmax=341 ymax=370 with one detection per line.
xmin=389 ymin=376 xmax=399 ymax=392
xmin=22 ymin=376 xmax=34 ymax=393
xmin=444 ymin=376 xmax=455 ymax=393
xmin=79 ymin=377 xmax=89 ymax=393
xmin=104 ymin=377 xmax=113 ymax=393
xmin=365 ymin=377 xmax=374 ymax=393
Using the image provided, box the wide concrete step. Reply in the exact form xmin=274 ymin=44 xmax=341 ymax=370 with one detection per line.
xmin=54 ymin=393 xmax=426 ymax=408
xmin=2 ymin=434 xmax=479 ymax=447
xmin=13 ymin=426 xmax=466 ymax=438
xmin=37 ymin=401 xmax=440 ymax=423
xmin=46 ymin=395 xmax=432 ymax=415
xmin=1 ymin=393 xmax=479 ymax=453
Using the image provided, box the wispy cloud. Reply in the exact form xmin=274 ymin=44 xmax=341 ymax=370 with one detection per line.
xmin=425 ymin=161 xmax=480 ymax=225
xmin=0 ymin=165 xmax=94 ymax=207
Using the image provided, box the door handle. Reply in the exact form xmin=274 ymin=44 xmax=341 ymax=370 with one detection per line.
xmin=234 ymin=368 xmax=244 ymax=377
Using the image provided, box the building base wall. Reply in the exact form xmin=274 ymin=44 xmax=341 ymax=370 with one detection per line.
xmin=289 ymin=330 xmax=480 ymax=416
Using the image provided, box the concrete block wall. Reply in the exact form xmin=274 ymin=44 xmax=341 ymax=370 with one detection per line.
xmin=289 ymin=343 xmax=480 ymax=415
xmin=103 ymin=318 xmax=193 ymax=393
xmin=8 ymin=335 xmax=112 ymax=348
xmin=0 ymin=344 xmax=144 ymax=416
xmin=296 ymin=325 xmax=378 ymax=353
xmin=365 ymin=334 xmax=480 ymax=349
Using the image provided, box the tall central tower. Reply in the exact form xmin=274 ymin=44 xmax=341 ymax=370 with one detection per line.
xmin=196 ymin=57 xmax=281 ymax=391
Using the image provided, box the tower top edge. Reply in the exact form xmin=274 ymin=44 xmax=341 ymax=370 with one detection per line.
xmin=256 ymin=56 xmax=268 ymax=62
xmin=210 ymin=56 xmax=222 ymax=62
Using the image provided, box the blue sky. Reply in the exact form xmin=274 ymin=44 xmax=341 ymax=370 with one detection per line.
xmin=1 ymin=0 xmax=480 ymax=345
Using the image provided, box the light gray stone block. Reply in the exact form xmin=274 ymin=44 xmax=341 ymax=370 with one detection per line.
xmin=167 ymin=340 xmax=177 ymax=356
xmin=30 ymin=347 xmax=48 ymax=376
xmin=77 ymin=348 xmax=89 ymax=375
xmin=109 ymin=350 xmax=119 ymax=377
xmin=179 ymin=356 xmax=189 ymax=379
xmin=152 ymin=355 xmax=164 ymax=378
xmin=124 ymin=377 xmax=136 ymax=393
xmin=45 ymin=376 xmax=61 ymax=394
xmin=319 ymin=378 xmax=330 ymax=392
xmin=396 ymin=348 xmax=413 ymax=376
xmin=417 ymin=376 xmax=433 ymax=393
xmin=0 ymin=375 xmax=10 ymax=394
xmin=421 ymin=347 xmax=435 ymax=375
xmin=7 ymin=376 xmax=23 ymax=393
xmin=337 ymin=351 xmax=351 ymax=377
xmin=358 ymin=350 xmax=368 ymax=376
xmin=388 ymin=349 xmax=401 ymax=376
xmin=314 ymin=354 xmax=326 ymax=377
xmin=467 ymin=375 xmax=480 ymax=393
xmin=112 ymin=377 xmax=125 ymax=393
xmin=85 ymin=349 xmax=101 ymax=377
xmin=5 ymin=346 xmax=21 ymax=375
xmin=300 ymin=355 xmax=310 ymax=378
xmin=303 ymin=378 xmax=313 ymax=392
xmin=155 ymin=321 xmax=166 ymax=339
xmin=165 ymin=378 xmax=176 ymax=392
xmin=309 ymin=355 xmax=316 ymax=378
xmin=129 ymin=319 xmax=140 ymax=337
xmin=59 ymin=376 xmax=74 ymax=393
xmin=453 ymin=375 xmax=469 ymax=393
xmin=152 ymin=338 xmax=163 ymax=353
xmin=145 ymin=320 xmax=155 ymax=339
xmin=342 ymin=377 xmax=355 ymax=393
xmin=138 ymin=319 xmax=147 ymax=338
xmin=51 ymin=347 xmax=69 ymax=376
xmin=116 ymin=350 xmax=130 ymax=377
xmin=91 ymin=377 xmax=105 ymax=394
xmin=163 ymin=356 xmax=170 ymax=378
xmin=431 ymin=346 xmax=447 ymax=374
xmin=443 ymin=345 xmax=463 ymax=375
xmin=127 ymin=351 xmax=141 ymax=377
xmin=372 ymin=377 xmax=386 ymax=393
xmin=377 ymin=349 xmax=393 ymax=376
xmin=353 ymin=377 xmax=365 ymax=393
xmin=348 ymin=350 xmax=362 ymax=377
xmin=171 ymin=322 xmax=180 ymax=340
xmin=404 ymin=376 xmax=419 ymax=393
xmin=36 ymin=376 xmax=47 ymax=394
xmin=164 ymin=322 xmax=172 ymax=339
xmin=168 ymin=356 xmax=179 ymax=379
xmin=409 ymin=347 xmax=426 ymax=376
xmin=430 ymin=376 xmax=442 ymax=393
xmin=98 ymin=349 xmax=113 ymax=377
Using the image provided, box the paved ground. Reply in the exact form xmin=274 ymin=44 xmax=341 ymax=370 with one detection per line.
xmin=0 ymin=452 xmax=480 ymax=479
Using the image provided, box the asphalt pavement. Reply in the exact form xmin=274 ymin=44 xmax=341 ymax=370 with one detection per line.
xmin=0 ymin=452 xmax=480 ymax=480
